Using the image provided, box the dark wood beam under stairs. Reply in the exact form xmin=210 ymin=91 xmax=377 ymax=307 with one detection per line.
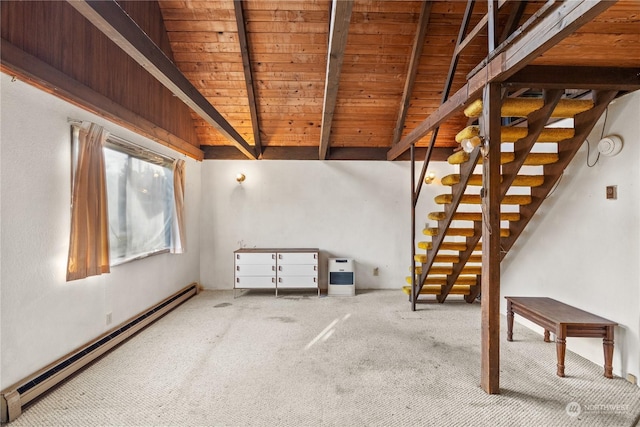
xmin=505 ymin=66 xmax=640 ymax=91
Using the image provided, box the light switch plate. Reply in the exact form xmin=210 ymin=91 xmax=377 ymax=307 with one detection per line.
xmin=606 ymin=185 xmax=617 ymax=200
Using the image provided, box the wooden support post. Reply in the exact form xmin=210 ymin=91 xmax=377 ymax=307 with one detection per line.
xmin=411 ymin=144 xmax=417 ymax=311
xmin=480 ymin=83 xmax=502 ymax=394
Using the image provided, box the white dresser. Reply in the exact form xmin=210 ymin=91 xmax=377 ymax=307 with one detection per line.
xmin=234 ymin=248 xmax=319 ymax=297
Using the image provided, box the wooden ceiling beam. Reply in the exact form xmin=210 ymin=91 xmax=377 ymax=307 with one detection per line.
xmin=387 ymin=0 xmax=615 ymax=161
xmin=203 ymin=145 xmax=454 ymax=161
xmin=505 ymin=66 xmax=640 ymax=91
xmin=391 ymin=0 xmax=432 ymax=146
xmin=233 ymin=0 xmax=263 ymax=158
xmin=66 ymin=0 xmax=257 ymax=160
xmin=319 ymin=0 xmax=354 ymax=160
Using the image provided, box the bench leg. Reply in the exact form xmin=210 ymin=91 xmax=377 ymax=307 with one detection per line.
xmin=603 ymin=326 xmax=614 ymax=379
xmin=507 ymin=301 xmax=514 ymax=341
xmin=556 ymin=337 xmax=566 ymax=377
xmin=544 ymin=330 xmax=550 ymax=342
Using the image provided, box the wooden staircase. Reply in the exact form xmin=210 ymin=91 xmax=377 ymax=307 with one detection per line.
xmin=405 ymin=90 xmax=618 ymax=303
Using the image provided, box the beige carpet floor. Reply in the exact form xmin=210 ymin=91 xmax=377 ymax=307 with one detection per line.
xmin=10 ymin=290 xmax=640 ymax=426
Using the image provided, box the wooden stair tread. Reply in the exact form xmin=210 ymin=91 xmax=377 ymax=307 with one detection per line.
xmin=411 ymin=255 xmax=482 ymax=271
xmin=448 ymin=151 xmax=559 ymax=166
xmin=428 ymin=211 xmax=521 ymax=221
xmin=441 ymin=174 xmax=544 ymax=187
xmin=423 ymin=227 xmax=474 ymax=237
xmin=416 ymin=241 xmax=482 ymax=253
xmin=435 ymin=194 xmax=532 ymax=205
xmin=464 ymin=98 xmax=594 ymax=118
xmin=479 ymin=152 xmax=558 ymax=166
xmin=455 ymin=125 xmax=574 ymax=143
xmin=433 ymin=254 xmax=461 ymax=263
xmin=413 ymin=265 xmax=482 ymax=275
xmin=405 ymin=275 xmax=479 ymax=286
xmin=423 ymin=227 xmax=509 ymax=237
xmin=501 ymin=127 xmax=574 ymax=142
xmin=402 ymin=285 xmax=471 ymax=296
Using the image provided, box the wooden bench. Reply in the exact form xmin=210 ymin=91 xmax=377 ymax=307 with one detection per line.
xmin=505 ymin=296 xmax=617 ymax=378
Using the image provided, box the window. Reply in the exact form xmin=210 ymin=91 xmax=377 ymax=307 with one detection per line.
xmin=72 ymin=126 xmax=176 ymax=266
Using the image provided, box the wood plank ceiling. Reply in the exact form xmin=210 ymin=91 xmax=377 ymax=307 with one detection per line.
xmin=155 ymin=0 xmax=639 ymax=160
xmin=8 ymin=0 xmax=630 ymax=161
xmin=156 ymin=1 xmax=511 ymax=159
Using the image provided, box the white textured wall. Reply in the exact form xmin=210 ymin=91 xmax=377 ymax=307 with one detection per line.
xmin=0 ymin=73 xmax=201 ymax=388
xmin=199 ymin=159 xmax=454 ymax=290
xmin=501 ymin=91 xmax=640 ymax=381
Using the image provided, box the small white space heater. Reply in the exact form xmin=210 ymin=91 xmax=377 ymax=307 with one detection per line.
xmin=328 ymin=258 xmax=355 ymax=296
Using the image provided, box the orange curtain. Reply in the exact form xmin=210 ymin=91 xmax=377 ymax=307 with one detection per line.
xmin=171 ymin=159 xmax=186 ymax=253
xmin=66 ymin=122 xmax=110 ymax=281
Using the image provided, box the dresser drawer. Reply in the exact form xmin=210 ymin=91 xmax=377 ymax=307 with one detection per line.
xmin=235 ymin=252 xmax=276 ymax=265
xmin=235 ymin=275 xmax=276 ymax=289
xmin=235 ymin=263 xmax=276 ymax=276
xmin=277 ymin=275 xmax=317 ymax=288
xmin=277 ymin=264 xmax=317 ymax=276
xmin=277 ymin=252 xmax=318 ymax=265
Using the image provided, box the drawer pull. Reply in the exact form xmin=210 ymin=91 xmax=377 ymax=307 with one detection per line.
xmin=236 ymin=266 xmax=240 ymax=271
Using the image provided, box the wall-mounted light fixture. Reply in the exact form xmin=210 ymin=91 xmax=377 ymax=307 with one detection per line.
xmin=461 ymin=135 xmax=484 ymax=153
xmin=425 ymin=171 xmax=436 ymax=184
xmin=236 ymin=173 xmax=246 ymax=184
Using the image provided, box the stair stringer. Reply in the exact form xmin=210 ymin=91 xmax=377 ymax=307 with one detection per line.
xmin=415 ymin=147 xmax=481 ymax=300
xmin=437 ymin=90 xmax=563 ymax=302
xmin=413 ymin=91 xmax=620 ymax=304
xmin=436 ymin=91 xmax=618 ymax=302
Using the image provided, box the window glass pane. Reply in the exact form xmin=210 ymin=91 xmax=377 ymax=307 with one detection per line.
xmin=104 ymin=147 xmax=174 ymax=265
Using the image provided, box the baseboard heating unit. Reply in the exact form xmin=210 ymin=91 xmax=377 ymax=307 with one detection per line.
xmin=0 ymin=283 xmax=199 ymax=423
